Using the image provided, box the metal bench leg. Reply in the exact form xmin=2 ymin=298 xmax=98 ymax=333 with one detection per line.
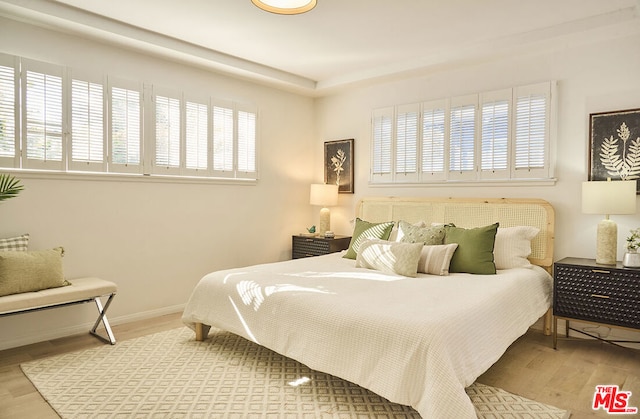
xmin=90 ymin=293 xmax=116 ymax=345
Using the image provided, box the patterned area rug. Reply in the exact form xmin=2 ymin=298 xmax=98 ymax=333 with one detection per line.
xmin=21 ymin=327 xmax=570 ymax=418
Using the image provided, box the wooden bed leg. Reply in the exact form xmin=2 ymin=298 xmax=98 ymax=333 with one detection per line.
xmin=543 ymin=308 xmax=552 ymax=336
xmin=195 ymin=322 xmax=211 ymax=341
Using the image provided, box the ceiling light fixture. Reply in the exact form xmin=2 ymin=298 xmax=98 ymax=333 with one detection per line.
xmin=251 ymin=0 xmax=317 ymax=15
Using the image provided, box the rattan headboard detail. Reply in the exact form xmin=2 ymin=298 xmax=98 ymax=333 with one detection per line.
xmin=356 ymin=197 xmax=555 ymax=270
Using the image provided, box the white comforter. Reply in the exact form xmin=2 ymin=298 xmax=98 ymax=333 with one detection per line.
xmin=182 ymin=252 xmax=552 ymax=418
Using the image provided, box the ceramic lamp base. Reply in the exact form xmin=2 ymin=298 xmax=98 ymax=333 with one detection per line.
xmin=595 ymin=218 xmax=617 ymax=265
xmin=318 ymin=207 xmax=330 ymax=236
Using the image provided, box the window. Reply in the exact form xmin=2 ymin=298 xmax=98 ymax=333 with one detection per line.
xmin=22 ymin=59 xmax=64 ymax=171
xmin=70 ymin=72 xmax=106 ymax=172
xmin=371 ymin=81 xmax=556 ymax=184
xmin=0 ymin=54 xmax=17 ymax=168
xmin=0 ymin=54 xmax=259 ymax=182
xmin=371 ymin=107 xmax=393 ymax=182
xmin=421 ymin=101 xmax=445 ymax=180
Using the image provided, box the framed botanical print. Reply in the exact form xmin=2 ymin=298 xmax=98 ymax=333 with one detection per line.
xmin=589 ymin=108 xmax=640 ymax=193
xmin=324 ymin=139 xmax=354 ymax=194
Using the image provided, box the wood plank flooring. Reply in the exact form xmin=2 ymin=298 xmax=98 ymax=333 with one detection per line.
xmin=1 ymin=312 xmax=639 ymax=418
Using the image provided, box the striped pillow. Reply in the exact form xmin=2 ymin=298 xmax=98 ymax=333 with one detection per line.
xmin=343 ymin=218 xmax=395 ymax=259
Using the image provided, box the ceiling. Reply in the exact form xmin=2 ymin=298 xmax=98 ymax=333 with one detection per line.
xmin=1 ymin=0 xmax=639 ymax=96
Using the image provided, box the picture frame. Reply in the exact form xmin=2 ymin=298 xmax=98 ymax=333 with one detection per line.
xmin=589 ymin=108 xmax=640 ymax=193
xmin=324 ymin=139 xmax=354 ymax=194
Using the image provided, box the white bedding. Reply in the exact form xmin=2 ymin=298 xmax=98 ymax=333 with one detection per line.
xmin=182 ymin=251 xmax=552 ymax=418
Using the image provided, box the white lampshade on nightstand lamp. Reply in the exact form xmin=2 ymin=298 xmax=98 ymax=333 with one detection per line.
xmin=582 ymin=179 xmax=637 ymax=265
xmin=310 ymin=184 xmax=338 ymax=236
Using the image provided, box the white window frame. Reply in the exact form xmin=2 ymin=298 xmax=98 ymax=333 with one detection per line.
xmin=0 ymin=53 xmax=19 ymax=169
xmin=420 ymin=99 xmax=447 ymax=182
xmin=21 ymin=58 xmax=65 ymax=171
xmin=107 ymin=77 xmax=143 ymax=174
xmin=370 ymin=106 xmax=393 ymax=183
xmin=183 ymin=93 xmax=211 ymax=177
xmin=235 ymin=102 xmax=258 ymax=180
xmin=68 ymin=69 xmax=107 ymax=173
xmin=395 ymin=103 xmax=420 ymax=183
xmin=151 ymin=86 xmax=182 ymax=176
xmin=448 ymin=94 xmax=477 ymax=181
xmin=479 ymin=88 xmax=512 ymax=180
xmin=370 ymin=81 xmax=556 ymax=185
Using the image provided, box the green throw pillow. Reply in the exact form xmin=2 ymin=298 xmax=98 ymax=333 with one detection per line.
xmin=355 ymin=239 xmax=423 ymax=277
xmin=444 ymin=223 xmax=499 ymax=274
xmin=398 ymin=221 xmax=446 ymax=245
xmin=0 ymin=247 xmax=68 ymax=297
xmin=343 ymin=218 xmax=395 ymax=259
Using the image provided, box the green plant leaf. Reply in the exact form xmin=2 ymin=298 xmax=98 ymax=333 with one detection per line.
xmin=0 ymin=173 xmax=24 ymax=202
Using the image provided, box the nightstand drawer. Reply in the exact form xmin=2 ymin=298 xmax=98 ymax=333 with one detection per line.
xmin=292 ymin=235 xmax=351 ymax=259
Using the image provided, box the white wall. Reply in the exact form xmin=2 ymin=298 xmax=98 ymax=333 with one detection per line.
xmin=0 ymin=18 xmax=316 ymax=349
xmin=314 ymin=33 xmax=640 ymax=345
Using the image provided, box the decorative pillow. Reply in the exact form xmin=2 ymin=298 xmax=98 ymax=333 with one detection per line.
xmin=0 ymin=247 xmax=68 ymax=297
xmin=389 ymin=220 xmax=425 ymax=242
xmin=398 ymin=221 xmax=446 ymax=245
xmin=494 ymin=226 xmax=539 ymax=270
xmin=343 ymin=218 xmax=395 ymax=259
xmin=444 ymin=223 xmax=499 ymax=274
xmin=355 ymin=239 xmax=423 ymax=277
xmin=0 ymin=233 xmax=29 ymax=251
xmin=417 ymin=243 xmax=459 ymax=275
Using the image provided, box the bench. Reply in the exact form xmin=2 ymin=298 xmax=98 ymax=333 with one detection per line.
xmin=0 ymin=277 xmax=117 ymax=345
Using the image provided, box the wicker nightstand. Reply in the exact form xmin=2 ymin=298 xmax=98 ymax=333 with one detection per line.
xmin=553 ymin=257 xmax=640 ymax=349
xmin=292 ymin=235 xmax=351 ymax=259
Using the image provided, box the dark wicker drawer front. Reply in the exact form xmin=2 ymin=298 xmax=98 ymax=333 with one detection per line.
xmin=554 ymin=264 xmax=640 ymax=329
xmin=292 ymin=238 xmax=329 ymax=258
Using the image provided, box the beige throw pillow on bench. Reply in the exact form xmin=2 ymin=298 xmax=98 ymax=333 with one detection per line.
xmin=0 ymin=247 xmax=68 ymax=297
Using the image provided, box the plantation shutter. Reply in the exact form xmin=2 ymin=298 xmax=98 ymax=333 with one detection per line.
xmin=448 ymin=95 xmax=477 ymax=180
xmin=236 ymin=104 xmax=257 ymax=179
xmin=109 ymin=79 xmax=142 ymax=173
xmin=480 ymin=89 xmax=511 ymax=179
xmin=0 ymin=54 xmax=18 ymax=167
xmin=395 ymin=103 xmax=419 ymax=182
xmin=421 ymin=100 xmax=446 ymax=181
xmin=153 ymin=92 xmax=181 ymax=174
xmin=185 ymin=100 xmax=209 ymax=174
xmin=21 ymin=59 xmax=64 ymax=170
xmin=371 ymin=107 xmax=393 ymax=182
xmin=513 ymin=82 xmax=553 ymax=179
xmin=70 ymin=74 xmax=106 ymax=171
xmin=212 ymin=102 xmax=234 ymax=175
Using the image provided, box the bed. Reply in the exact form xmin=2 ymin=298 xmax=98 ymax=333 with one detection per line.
xmin=182 ymin=197 xmax=555 ymax=418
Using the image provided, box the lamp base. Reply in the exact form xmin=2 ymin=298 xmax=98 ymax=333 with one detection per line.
xmin=318 ymin=207 xmax=330 ymax=236
xmin=596 ymin=218 xmax=617 ymax=265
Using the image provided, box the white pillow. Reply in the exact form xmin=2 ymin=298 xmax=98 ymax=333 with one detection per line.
xmin=417 ymin=243 xmax=458 ymax=275
xmin=355 ymin=239 xmax=423 ymax=277
xmin=493 ymin=226 xmax=539 ymax=269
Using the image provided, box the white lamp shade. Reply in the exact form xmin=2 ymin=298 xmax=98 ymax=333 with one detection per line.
xmin=310 ymin=184 xmax=338 ymax=207
xmin=582 ymin=180 xmax=637 ymax=215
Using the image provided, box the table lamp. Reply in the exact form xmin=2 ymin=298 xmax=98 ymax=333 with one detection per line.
xmin=582 ymin=179 xmax=637 ymax=265
xmin=310 ymin=184 xmax=338 ymax=236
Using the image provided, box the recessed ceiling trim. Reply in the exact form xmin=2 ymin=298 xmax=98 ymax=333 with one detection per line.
xmin=251 ymin=0 xmax=316 ymax=15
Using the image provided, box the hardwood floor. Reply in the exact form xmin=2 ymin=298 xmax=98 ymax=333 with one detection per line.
xmin=1 ymin=312 xmax=638 ymax=418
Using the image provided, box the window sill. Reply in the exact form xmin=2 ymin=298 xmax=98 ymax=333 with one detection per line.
xmin=0 ymin=169 xmax=258 ymax=186
xmin=369 ymin=178 xmax=557 ymax=188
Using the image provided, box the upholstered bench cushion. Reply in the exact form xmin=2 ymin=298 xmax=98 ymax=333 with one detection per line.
xmin=0 ymin=277 xmax=117 ymax=315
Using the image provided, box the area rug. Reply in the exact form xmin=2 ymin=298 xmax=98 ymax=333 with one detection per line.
xmin=21 ymin=327 xmax=570 ymax=418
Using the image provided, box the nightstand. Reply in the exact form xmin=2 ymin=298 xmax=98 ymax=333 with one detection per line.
xmin=553 ymin=257 xmax=640 ymax=349
xmin=292 ymin=235 xmax=351 ymax=259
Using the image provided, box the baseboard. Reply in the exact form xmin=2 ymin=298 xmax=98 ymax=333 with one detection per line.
xmin=0 ymin=304 xmax=185 ymax=351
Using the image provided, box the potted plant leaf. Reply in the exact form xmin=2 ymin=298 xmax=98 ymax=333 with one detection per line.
xmin=0 ymin=173 xmax=23 ymax=202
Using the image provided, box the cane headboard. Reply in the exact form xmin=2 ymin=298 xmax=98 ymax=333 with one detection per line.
xmin=356 ymin=197 xmax=555 ymax=270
